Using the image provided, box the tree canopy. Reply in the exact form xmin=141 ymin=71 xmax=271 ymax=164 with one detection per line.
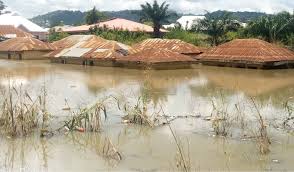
xmin=85 ymin=7 xmax=107 ymax=25
xmin=193 ymin=11 xmax=240 ymax=46
xmin=245 ymin=11 xmax=294 ymax=43
xmin=140 ymin=0 xmax=170 ymax=38
xmin=0 ymin=1 xmax=6 ymax=14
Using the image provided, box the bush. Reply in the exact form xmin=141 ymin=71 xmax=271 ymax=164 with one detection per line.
xmin=89 ymin=26 xmax=151 ymax=45
xmin=164 ymin=28 xmax=209 ymax=47
xmin=285 ymin=33 xmax=294 ymax=50
xmin=48 ymin=30 xmax=70 ymax=42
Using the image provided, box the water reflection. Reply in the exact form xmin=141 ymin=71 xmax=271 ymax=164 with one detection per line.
xmin=0 ymin=136 xmax=50 ymax=172
xmin=0 ymin=60 xmax=294 ymax=171
xmin=198 ymin=66 xmax=294 ymax=97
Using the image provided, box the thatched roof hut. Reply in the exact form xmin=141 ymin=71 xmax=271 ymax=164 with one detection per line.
xmin=198 ymin=39 xmax=294 ymax=69
xmin=47 ymin=35 xmax=136 ymax=66
xmin=0 ymin=37 xmax=55 ymax=60
xmin=116 ymin=48 xmax=196 ymax=69
xmin=132 ymin=39 xmax=205 ymax=56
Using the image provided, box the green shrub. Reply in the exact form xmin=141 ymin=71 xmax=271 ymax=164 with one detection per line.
xmin=48 ymin=30 xmax=70 ymax=42
xmin=164 ymin=28 xmax=209 ymax=47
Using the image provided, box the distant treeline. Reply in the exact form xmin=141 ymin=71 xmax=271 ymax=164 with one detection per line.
xmin=31 ymin=9 xmax=267 ymax=28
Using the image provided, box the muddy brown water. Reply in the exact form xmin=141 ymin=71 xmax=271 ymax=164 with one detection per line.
xmin=0 ymin=60 xmax=294 ymax=171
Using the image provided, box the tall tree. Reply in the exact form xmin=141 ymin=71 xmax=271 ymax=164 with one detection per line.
xmin=246 ymin=11 xmax=294 ymax=43
xmin=85 ymin=7 xmax=107 ymax=25
xmin=0 ymin=1 xmax=6 ymax=14
xmin=141 ymin=0 xmax=170 ymax=38
xmin=193 ymin=11 xmax=236 ymax=46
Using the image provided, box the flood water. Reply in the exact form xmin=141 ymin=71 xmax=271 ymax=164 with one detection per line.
xmin=0 ymin=60 xmax=294 ymax=171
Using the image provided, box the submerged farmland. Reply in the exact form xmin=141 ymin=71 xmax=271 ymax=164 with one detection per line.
xmin=0 ymin=60 xmax=293 ymax=171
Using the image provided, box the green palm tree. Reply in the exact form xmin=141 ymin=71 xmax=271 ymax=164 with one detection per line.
xmin=141 ymin=0 xmax=170 ymax=38
xmin=194 ymin=12 xmax=235 ymax=46
xmin=247 ymin=11 xmax=294 ymax=43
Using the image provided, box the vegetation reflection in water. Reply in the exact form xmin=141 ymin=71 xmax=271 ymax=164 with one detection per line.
xmin=0 ymin=60 xmax=293 ymax=171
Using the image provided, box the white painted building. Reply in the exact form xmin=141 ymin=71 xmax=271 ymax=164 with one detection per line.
xmin=163 ymin=15 xmax=205 ymax=30
xmin=0 ymin=13 xmax=48 ymax=41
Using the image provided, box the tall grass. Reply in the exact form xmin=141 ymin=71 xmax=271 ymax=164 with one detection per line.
xmin=164 ymin=28 xmax=209 ymax=47
xmin=0 ymin=84 xmax=47 ymax=137
xmin=66 ymin=132 xmax=122 ymax=165
xmin=210 ymin=98 xmax=232 ymax=137
xmin=283 ymin=98 xmax=294 ymax=129
xmin=161 ymin=109 xmax=191 ymax=172
xmin=120 ymin=95 xmax=158 ymax=127
xmin=250 ymin=97 xmax=271 ymax=154
xmin=89 ymin=26 xmax=151 ymax=45
xmin=63 ymin=97 xmax=109 ymax=132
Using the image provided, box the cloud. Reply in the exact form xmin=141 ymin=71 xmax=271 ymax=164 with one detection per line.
xmin=2 ymin=0 xmax=294 ymax=18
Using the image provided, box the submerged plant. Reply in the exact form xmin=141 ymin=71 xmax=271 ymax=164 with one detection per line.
xmin=101 ymin=137 xmax=122 ymax=162
xmin=210 ymin=97 xmax=232 ymax=137
xmin=251 ymin=97 xmax=271 ymax=155
xmin=120 ymin=96 xmax=158 ymax=127
xmin=63 ymin=97 xmax=109 ymax=132
xmin=0 ymin=84 xmax=46 ymax=137
xmin=66 ymin=133 xmax=122 ymax=166
xmin=161 ymin=110 xmax=191 ymax=172
xmin=283 ymin=98 xmax=294 ymax=130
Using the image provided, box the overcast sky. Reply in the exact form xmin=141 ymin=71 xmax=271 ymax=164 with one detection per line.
xmin=3 ymin=0 xmax=294 ymax=18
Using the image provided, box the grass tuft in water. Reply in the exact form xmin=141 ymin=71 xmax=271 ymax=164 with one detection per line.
xmin=251 ymin=97 xmax=271 ymax=155
xmin=0 ymin=84 xmax=48 ymax=137
xmin=119 ymin=95 xmax=159 ymax=127
xmin=63 ymin=97 xmax=109 ymax=132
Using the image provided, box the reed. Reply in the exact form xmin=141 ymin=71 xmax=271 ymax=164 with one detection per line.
xmin=63 ymin=97 xmax=109 ymax=132
xmin=66 ymin=133 xmax=122 ymax=165
xmin=0 ymin=84 xmax=46 ymax=137
xmin=120 ymin=95 xmax=159 ymax=127
xmin=283 ymin=98 xmax=294 ymax=129
xmin=250 ymin=97 xmax=271 ymax=155
xmin=210 ymin=98 xmax=232 ymax=137
xmin=161 ymin=108 xmax=191 ymax=172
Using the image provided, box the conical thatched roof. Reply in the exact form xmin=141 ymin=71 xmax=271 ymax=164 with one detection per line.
xmin=117 ymin=48 xmax=196 ymax=63
xmin=198 ymin=39 xmax=294 ymax=62
xmin=0 ymin=37 xmax=55 ymax=52
xmin=132 ymin=39 xmax=204 ymax=55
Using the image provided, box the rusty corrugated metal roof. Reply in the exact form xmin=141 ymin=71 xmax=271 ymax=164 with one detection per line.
xmin=52 ymin=35 xmax=106 ymax=49
xmin=116 ymin=48 xmax=196 ymax=63
xmin=0 ymin=25 xmax=33 ymax=38
xmin=0 ymin=37 xmax=55 ymax=52
xmin=132 ymin=39 xmax=203 ymax=55
xmin=61 ymin=18 xmax=169 ymax=33
xmin=199 ymin=39 xmax=294 ymax=62
xmin=47 ymin=35 xmax=135 ymax=59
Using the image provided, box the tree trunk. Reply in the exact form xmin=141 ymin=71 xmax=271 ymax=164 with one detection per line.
xmin=153 ymin=24 xmax=161 ymax=38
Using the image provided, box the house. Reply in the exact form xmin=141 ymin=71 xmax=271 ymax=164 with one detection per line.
xmin=47 ymin=35 xmax=136 ymax=66
xmin=51 ymin=25 xmax=73 ymax=32
xmin=116 ymin=48 xmax=196 ymax=69
xmin=0 ymin=13 xmax=48 ymax=41
xmin=197 ymin=39 xmax=294 ymax=69
xmin=163 ymin=15 xmax=205 ymax=30
xmin=0 ymin=37 xmax=55 ymax=60
xmin=60 ymin=18 xmax=169 ymax=34
xmin=132 ymin=39 xmax=205 ymax=57
xmin=0 ymin=25 xmax=33 ymax=40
